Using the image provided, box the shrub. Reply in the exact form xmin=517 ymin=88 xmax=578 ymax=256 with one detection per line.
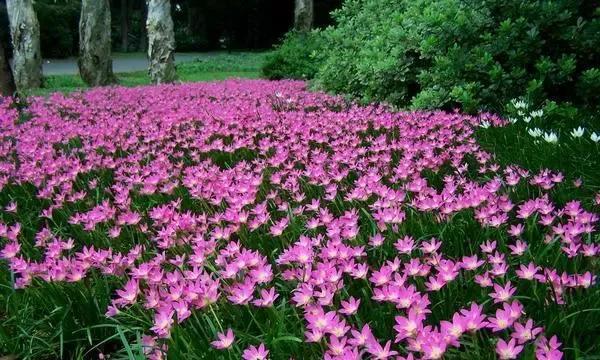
xmin=261 ymin=31 xmax=325 ymax=80
xmin=403 ymin=0 xmax=600 ymax=114
xmin=314 ymin=0 xmax=416 ymax=105
xmin=269 ymin=0 xmax=600 ymax=117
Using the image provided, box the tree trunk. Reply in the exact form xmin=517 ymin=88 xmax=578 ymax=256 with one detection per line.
xmin=294 ymin=0 xmax=313 ymax=32
xmin=78 ymin=0 xmax=115 ymax=86
xmin=121 ymin=0 xmax=129 ymax=52
xmin=5 ymin=0 xmax=42 ymax=91
xmin=146 ymin=0 xmax=176 ymax=84
xmin=0 ymin=41 xmax=16 ymax=96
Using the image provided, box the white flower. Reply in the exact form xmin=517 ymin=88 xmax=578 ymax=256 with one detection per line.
xmin=527 ymin=128 xmax=542 ymax=138
xmin=511 ymin=99 xmax=528 ymax=109
xmin=570 ymin=127 xmax=585 ymax=138
xmin=508 ymin=117 xmax=518 ymax=124
xmin=530 ymin=109 xmax=544 ymax=118
xmin=517 ymin=110 xmax=525 ymax=116
xmin=543 ymin=132 xmax=558 ymax=144
xmin=591 ymin=132 xmax=600 ymax=143
xmin=479 ymin=120 xmax=491 ymax=129
xmin=523 ymin=116 xmax=532 ymax=123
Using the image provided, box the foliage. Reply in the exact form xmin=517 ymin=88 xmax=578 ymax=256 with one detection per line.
xmin=261 ymin=31 xmax=325 ymax=80
xmin=267 ymin=0 xmax=600 ymax=119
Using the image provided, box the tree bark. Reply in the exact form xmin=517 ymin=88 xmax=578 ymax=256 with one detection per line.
xmin=0 ymin=40 xmax=16 ymax=96
xmin=5 ymin=0 xmax=42 ymax=91
xmin=146 ymin=0 xmax=177 ymax=84
xmin=78 ymin=0 xmax=115 ymax=86
xmin=294 ymin=0 xmax=313 ymax=32
xmin=121 ymin=0 xmax=129 ymax=52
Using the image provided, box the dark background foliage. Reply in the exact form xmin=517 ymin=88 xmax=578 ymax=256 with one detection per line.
xmin=0 ymin=0 xmax=342 ymax=57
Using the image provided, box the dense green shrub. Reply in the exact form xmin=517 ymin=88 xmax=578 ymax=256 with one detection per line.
xmin=261 ymin=31 xmax=325 ymax=80
xmin=267 ymin=0 xmax=600 ymax=117
xmin=402 ymin=0 xmax=600 ymax=114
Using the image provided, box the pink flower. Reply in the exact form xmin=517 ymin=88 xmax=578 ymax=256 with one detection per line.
xmin=0 ymin=241 xmax=20 ymax=259
xmin=339 ymin=296 xmax=360 ymax=315
xmin=365 ymin=338 xmax=398 ymax=359
xmin=117 ymin=211 xmax=141 ymax=226
xmin=460 ymin=303 xmax=488 ymax=331
xmin=150 ymin=310 xmax=174 ymax=338
xmin=394 ymin=309 xmax=425 ymax=341
xmin=369 ymin=233 xmax=385 ymax=247
xmin=508 ymin=240 xmax=528 ymax=256
xmin=488 ymin=304 xmax=515 ymax=332
xmin=115 ymin=279 xmax=139 ymax=305
xmin=421 ymin=331 xmax=447 ymax=359
xmin=252 ymin=288 xmax=279 ymax=307
xmin=489 ymin=281 xmax=516 ymax=303
xmin=242 ymin=343 xmax=269 ymax=360
xmin=4 ymin=201 xmax=17 ymax=213
xmin=480 ymin=240 xmax=497 ymax=253
xmin=460 ymin=255 xmax=485 ymax=270
xmin=508 ymin=224 xmax=524 ymax=237
xmin=516 ymin=262 xmax=540 ymax=280
xmin=211 ymin=328 xmax=235 ymax=350
xmin=496 ymin=338 xmax=524 ymax=359
xmin=511 ymin=319 xmax=542 ymax=343
xmin=349 ymin=324 xmax=374 ymax=347
xmin=269 ymin=217 xmax=289 ymax=236
xmin=536 ymin=335 xmax=563 ymax=360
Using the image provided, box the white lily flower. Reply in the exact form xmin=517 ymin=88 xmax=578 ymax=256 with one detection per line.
xmin=570 ymin=127 xmax=585 ymax=138
xmin=508 ymin=117 xmax=518 ymax=124
xmin=530 ymin=109 xmax=544 ymax=118
xmin=511 ymin=99 xmax=528 ymax=109
xmin=543 ymin=132 xmax=558 ymax=144
xmin=479 ymin=120 xmax=491 ymax=129
xmin=523 ymin=116 xmax=532 ymax=123
xmin=527 ymin=128 xmax=542 ymax=138
xmin=591 ymin=132 xmax=600 ymax=143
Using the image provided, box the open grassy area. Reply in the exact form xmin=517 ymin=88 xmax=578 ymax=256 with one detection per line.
xmin=31 ymin=52 xmax=269 ymax=96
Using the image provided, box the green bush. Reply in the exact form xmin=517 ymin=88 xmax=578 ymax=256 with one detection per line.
xmin=267 ymin=0 xmax=600 ymax=117
xmin=261 ymin=31 xmax=325 ymax=80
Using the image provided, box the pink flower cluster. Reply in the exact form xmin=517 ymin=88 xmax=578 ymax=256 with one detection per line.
xmin=0 ymin=80 xmax=597 ymax=359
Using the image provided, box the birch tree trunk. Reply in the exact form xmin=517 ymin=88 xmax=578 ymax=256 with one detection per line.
xmin=0 ymin=42 xmax=16 ymax=96
xmin=78 ymin=0 xmax=115 ymax=86
xmin=6 ymin=0 xmax=42 ymax=91
xmin=294 ymin=0 xmax=313 ymax=32
xmin=146 ymin=0 xmax=177 ymax=84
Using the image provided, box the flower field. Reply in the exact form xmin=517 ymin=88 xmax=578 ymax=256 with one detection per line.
xmin=0 ymin=80 xmax=599 ymax=359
